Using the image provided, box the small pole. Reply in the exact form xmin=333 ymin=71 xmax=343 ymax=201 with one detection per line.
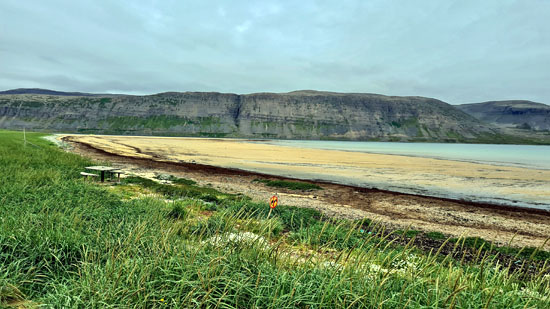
xmin=23 ymin=128 xmax=26 ymax=146
xmin=267 ymin=208 xmax=273 ymax=219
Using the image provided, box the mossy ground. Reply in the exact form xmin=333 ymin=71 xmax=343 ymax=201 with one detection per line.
xmin=253 ymin=179 xmax=323 ymax=191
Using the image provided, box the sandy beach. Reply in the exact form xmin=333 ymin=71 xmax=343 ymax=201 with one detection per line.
xmin=67 ymin=135 xmax=550 ymax=207
xmin=61 ymin=134 xmax=550 ymax=250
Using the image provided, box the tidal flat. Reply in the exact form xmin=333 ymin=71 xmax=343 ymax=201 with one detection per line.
xmin=67 ymin=135 xmax=550 ymax=210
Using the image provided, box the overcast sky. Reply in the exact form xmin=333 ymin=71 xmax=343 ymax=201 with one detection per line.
xmin=1 ymin=0 xmax=549 ymax=104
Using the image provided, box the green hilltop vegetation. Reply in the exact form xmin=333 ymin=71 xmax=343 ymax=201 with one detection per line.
xmin=1 ymin=130 xmax=549 ymax=307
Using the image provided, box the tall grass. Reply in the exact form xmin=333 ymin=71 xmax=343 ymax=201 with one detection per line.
xmin=0 ymin=130 xmax=549 ymax=307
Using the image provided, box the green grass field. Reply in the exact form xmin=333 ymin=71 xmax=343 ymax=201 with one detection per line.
xmin=1 ymin=130 xmax=549 ymax=307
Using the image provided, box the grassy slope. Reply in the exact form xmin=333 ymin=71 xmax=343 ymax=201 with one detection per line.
xmin=0 ymin=130 xmax=549 ymax=307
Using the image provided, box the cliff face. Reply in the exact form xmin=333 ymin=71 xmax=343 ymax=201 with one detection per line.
xmin=0 ymin=90 xmax=501 ymax=142
xmin=237 ymin=91 xmax=493 ymax=140
xmin=457 ymin=101 xmax=550 ymax=131
xmin=0 ymin=92 xmax=241 ymax=137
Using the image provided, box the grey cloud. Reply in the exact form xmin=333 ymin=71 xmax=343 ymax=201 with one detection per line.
xmin=0 ymin=0 xmax=549 ymax=104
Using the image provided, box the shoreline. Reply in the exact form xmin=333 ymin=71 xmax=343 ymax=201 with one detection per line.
xmin=64 ymin=136 xmax=550 ymax=217
xmin=63 ymin=134 xmax=550 ymax=210
xmin=62 ymin=135 xmax=550 ymax=250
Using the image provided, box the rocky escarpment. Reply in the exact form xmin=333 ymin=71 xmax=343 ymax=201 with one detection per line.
xmin=237 ymin=91 xmax=494 ymax=141
xmin=0 ymin=89 xmax=517 ymax=142
xmin=457 ymin=100 xmax=550 ymax=131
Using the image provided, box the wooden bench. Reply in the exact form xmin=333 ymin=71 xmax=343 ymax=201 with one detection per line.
xmin=80 ymin=172 xmax=99 ymax=180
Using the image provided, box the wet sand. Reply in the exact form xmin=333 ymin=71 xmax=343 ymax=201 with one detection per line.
xmin=62 ymin=134 xmax=550 ymax=250
xmin=67 ymin=135 xmax=550 ymax=209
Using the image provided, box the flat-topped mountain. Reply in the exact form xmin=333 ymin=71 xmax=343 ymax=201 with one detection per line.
xmin=457 ymin=100 xmax=550 ymax=131
xmin=0 ymin=89 xmax=547 ymax=143
xmin=0 ymin=88 xmax=107 ymax=97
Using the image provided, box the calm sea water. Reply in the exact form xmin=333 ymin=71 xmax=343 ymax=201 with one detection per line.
xmin=256 ymin=140 xmax=550 ymax=170
xmin=244 ymin=140 xmax=550 ymax=209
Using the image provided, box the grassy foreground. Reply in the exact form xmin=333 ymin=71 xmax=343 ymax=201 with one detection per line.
xmin=0 ymin=130 xmax=549 ymax=308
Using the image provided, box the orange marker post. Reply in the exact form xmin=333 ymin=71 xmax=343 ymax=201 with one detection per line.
xmin=268 ymin=195 xmax=278 ymax=218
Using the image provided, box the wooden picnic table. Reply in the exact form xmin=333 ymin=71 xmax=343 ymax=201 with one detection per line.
xmin=85 ymin=166 xmax=120 ymax=182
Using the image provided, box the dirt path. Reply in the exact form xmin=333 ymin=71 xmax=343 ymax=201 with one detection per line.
xmin=62 ymin=135 xmax=550 ymax=250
